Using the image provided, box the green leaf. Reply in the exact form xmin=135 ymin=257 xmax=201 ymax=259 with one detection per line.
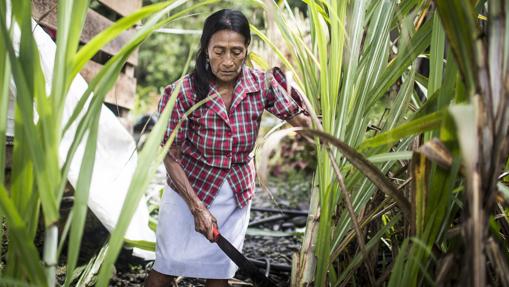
xmin=75 ymin=243 xmax=109 ymax=287
xmin=0 ymin=185 xmax=46 ymax=285
xmin=95 ymin=42 xmax=195 ymax=287
xmin=359 ymin=110 xmax=446 ymax=149
xmin=70 ymin=1 xmax=174 ymax=80
xmin=0 ymin=2 xmax=59 ymax=227
xmin=336 ymin=0 xmax=366 ymax=141
xmin=250 ymin=24 xmax=299 ymax=82
xmin=124 ymin=239 xmax=156 ymax=251
xmin=247 ymin=51 xmax=269 ymax=70
xmin=347 ymin=0 xmax=395 ymax=147
xmin=366 ymin=18 xmax=432 ymax=108
xmin=368 ymin=151 xmax=413 ymax=163
xmin=0 ymin=277 xmax=39 ymax=287
xmin=337 ymin=214 xmax=401 ymax=283
xmin=64 ymin=103 xmax=101 ymax=286
xmin=427 ymin=13 xmax=445 ymax=97
xmin=63 ymin=0 xmax=218 ymax=137
xmin=58 ymin=36 xmax=135 ymax=202
xmin=52 ymin=0 xmax=90 ymax=123
xmin=301 ymin=128 xmax=411 ymax=217
xmin=435 ymin=0 xmax=478 ymax=94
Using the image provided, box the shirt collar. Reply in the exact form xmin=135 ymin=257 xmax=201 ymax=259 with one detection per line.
xmin=204 ymin=66 xmax=261 ymax=125
xmin=237 ymin=65 xmax=260 ymax=94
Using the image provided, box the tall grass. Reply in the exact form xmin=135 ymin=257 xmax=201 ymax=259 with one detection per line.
xmin=0 ymin=0 xmax=217 ymax=285
xmin=254 ymin=0 xmax=509 ymax=286
xmin=254 ymin=0 xmax=426 ymax=285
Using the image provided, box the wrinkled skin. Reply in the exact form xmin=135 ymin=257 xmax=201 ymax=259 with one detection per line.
xmin=207 ymin=30 xmax=247 ymax=85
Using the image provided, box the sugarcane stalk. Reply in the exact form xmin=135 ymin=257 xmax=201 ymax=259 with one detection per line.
xmin=43 ymin=225 xmax=58 ymax=286
xmin=293 ymin=184 xmax=319 ymax=286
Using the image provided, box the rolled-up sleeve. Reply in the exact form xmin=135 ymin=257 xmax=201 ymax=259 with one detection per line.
xmin=158 ymin=84 xmax=188 ymax=147
xmin=265 ymin=67 xmax=309 ymax=120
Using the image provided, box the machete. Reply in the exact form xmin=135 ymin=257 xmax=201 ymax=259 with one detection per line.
xmin=212 ymin=226 xmax=277 ymax=287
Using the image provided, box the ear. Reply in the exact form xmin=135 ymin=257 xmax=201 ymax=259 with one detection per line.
xmin=243 ymin=49 xmax=249 ymax=64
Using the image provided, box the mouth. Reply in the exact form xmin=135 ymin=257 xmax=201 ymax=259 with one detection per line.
xmin=221 ymin=71 xmax=236 ymax=75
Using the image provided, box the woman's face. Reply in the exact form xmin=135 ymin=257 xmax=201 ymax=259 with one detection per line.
xmin=207 ymin=30 xmax=247 ymax=84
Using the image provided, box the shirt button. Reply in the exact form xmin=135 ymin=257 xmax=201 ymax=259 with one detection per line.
xmin=226 ymin=152 xmax=231 ymax=157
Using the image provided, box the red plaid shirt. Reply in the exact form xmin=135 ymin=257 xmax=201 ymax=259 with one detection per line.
xmin=158 ymin=66 xmax=308 ymax=208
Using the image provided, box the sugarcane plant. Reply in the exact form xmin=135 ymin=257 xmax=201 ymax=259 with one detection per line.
xmin=0 ymin=0 xmax=218 ymax=286
xmin=254 ymin=0 xmax=509 ymax=286
xmin=386 ymin=0 xmax=509 ymax=286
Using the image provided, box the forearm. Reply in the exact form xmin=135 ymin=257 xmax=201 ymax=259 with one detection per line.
xmin=164 ymin=151 xmax=205 ymax=214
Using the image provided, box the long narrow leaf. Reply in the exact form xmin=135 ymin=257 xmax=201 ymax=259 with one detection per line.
xmin=52 ymin=0 xmax=89 ymax=115
xmin=336 ymin=214 xmax=401 ymax=284
xmin=0 ymin=185 xmax=46 ymax=284
xmin=366 ymin=18 xmax=432 ymax=108
xmin=368 ymin=151 xmax=413 ymax=163
xmin=0 ymin=4 xmax=59 ymax=225
xmin=434 ymin=0 xmax=477 ymax=94
xmin=70 ymin=1 xmax=178 ymax=80
xmin=95 ymin=45 xmax=195 ymax=286
xmin=302 ymin=128 xmax=411 ymax=217
xmin=359 ymin=110 xmax=446 ymax=149
xmin=64 ymin=103 xmax=101 ymax=286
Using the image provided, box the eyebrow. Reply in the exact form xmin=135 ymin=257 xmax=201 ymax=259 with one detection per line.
xmin=212 ymin=45 xmax=245 ymax=50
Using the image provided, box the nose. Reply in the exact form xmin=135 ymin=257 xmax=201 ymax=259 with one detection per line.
xmin=222 ymin=53 xmax=234 ymax=68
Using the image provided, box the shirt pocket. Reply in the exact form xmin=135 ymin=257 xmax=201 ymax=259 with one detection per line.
xmin=188 ymin=107 xmax=213 ymax=130
xmin=187 ymin=107 xmax=224 ymax=158
xmin=234 ymin=95 xmax=263 ymax=152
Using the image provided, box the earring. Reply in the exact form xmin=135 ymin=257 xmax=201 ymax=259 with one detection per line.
xmin=205 ymin=57 xmax=210 ymax=71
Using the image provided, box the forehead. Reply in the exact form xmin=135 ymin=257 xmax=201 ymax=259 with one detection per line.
xmin=208 ymin=30 xmax=247 ymax=48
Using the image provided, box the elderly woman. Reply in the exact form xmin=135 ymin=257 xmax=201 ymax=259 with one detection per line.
xmin=145 ymin=9 xmax=311 ymax=287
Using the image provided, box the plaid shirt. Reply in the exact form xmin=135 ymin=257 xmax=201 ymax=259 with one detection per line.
xmin=158 ymin=66 xmax=308 ymax=208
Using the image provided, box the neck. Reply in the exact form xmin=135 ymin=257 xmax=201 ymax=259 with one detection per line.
xmin=216 ymin=80 xmax=234 ymax=89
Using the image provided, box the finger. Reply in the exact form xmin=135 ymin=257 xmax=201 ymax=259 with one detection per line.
xmin=195 ymin=220 xmax=206 ymax=236
xmin=210 ymin=213 xmax=217 ymax=224
xmin=208 ymin=219 xmax=216 ymax=240
xmin=207 ymin=229 xmax=214 ymax=241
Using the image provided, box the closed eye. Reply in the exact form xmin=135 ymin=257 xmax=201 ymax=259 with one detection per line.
xmin=232 ymin=48 xmax=243 ymax=56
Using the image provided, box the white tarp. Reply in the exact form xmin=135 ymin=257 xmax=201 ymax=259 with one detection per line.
xmin=6 ymin=2 xmax=155 ymax=259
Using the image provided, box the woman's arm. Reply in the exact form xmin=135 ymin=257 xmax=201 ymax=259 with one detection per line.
xmin=163 ymin=147 xmax=217 ymax=241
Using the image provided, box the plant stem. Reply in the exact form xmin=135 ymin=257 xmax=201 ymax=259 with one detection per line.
xmin=44 ymin=225 xmax=58 ymax=286
xmin=294 ymin=184 xmax=319 ymax=286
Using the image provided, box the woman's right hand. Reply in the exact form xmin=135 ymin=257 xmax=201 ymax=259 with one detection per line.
xmin=191 ymin=205 xmax=218 ymax=242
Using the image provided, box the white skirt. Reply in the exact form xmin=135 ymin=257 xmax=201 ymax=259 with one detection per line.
xmin=153 ymin=179 xmax=251 ymax=279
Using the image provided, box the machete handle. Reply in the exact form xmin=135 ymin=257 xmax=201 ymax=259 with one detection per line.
xmin=211 ymin=225 xmax=220 ymax=242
